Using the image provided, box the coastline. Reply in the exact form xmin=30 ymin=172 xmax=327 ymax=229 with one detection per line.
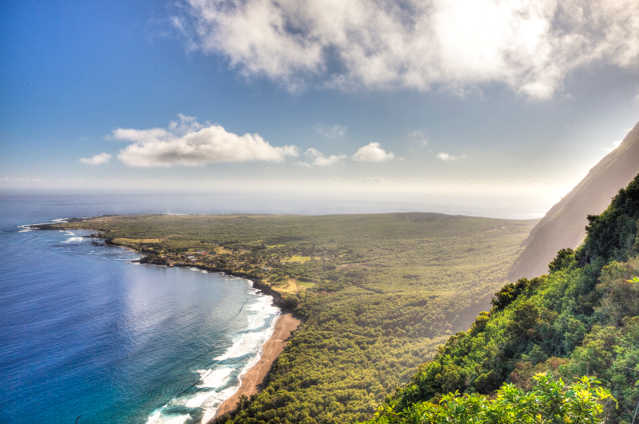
xmin=85 ymin=227 xmax=302 ymax=423
xmin=209 ymin=313 xmax=301 ymax=423
xmin=26 ymin=219 xmax=286 ymax=304
xmin=27 ymin=218 xmax=303 ymax=423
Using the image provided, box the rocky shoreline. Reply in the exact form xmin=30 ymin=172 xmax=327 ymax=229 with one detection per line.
xmin=27 ymin=219 xmax=295 ymax=311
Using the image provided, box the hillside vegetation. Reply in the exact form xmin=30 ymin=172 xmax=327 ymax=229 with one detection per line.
xmin=510 ymin=121 xmax=639 ymax=280
xmin=51 ymin=213 xmax=536 ymax=423
xmin=373 ymin=174 xmax=639 ymax=424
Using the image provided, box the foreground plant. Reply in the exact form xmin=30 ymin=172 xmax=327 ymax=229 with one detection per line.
xmin=375 ymin=374 xmax=616 ymax=424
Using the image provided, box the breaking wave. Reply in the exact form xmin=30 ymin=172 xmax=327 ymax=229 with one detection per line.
xmin=145 ymin=283 xmax=279 ymax=424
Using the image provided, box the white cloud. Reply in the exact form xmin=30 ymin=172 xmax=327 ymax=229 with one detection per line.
xmin=314 ymin=124 xmax=347 ymax=138
xmin=113 ymin=114 xmax=298 ymax=167
xmin=356 ymin=177 xmax=391 ymax=184
xmin=80 ymin=153 xmax=112 ymax=165
xmin=408 ymin=130 xmax=428 ymax=146
xmin=300 ymin=147 xmax=347 ymax=166
xmin=601 ymin=139 xmax=623 ymax=152
xmin=177 ymin=0 xmax=639 ymax=99
xmin=352 ymin=142 xmax=396 ymax=162
xmin=437 ymin=152 xmax=466 ymax=161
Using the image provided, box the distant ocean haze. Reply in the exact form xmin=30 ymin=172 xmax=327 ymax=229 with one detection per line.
xmin=0 ymin=189 xmax=556 ymax=224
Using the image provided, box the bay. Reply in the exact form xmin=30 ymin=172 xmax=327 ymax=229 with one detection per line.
xmin=0 ymin=193 xmax=279 ymax=424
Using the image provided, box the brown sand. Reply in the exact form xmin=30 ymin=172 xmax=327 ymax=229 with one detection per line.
xmin=210 ymin=313 xmax=301 ymax=421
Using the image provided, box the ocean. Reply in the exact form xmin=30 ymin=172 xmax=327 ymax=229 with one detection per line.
xmin=0 ymin=193 xmax=281 ymax=424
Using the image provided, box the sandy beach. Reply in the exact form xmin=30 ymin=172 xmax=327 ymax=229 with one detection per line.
xmin=210 ymin=313 xmax=301 ymax=421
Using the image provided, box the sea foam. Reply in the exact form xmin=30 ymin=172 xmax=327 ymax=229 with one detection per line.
xmin=61 ymin=231 xmax=84 ymax=243
xmin=145 ymin=280 xmax=279 ymax=424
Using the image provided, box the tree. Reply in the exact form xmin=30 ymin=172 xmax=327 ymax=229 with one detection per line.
xmin=375 ymin=374 xmax=615 ymax=424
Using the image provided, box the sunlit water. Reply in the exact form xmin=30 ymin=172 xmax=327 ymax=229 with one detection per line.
xmin=0 ymin=194 xmax=280 ymax=424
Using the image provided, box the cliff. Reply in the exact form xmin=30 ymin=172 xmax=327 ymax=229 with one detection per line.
xmin=509 ymin=121 xmax=639 ymax=280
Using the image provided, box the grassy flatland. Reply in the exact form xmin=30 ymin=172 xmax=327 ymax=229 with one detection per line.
xmin=283 ymin=255 xmax=312 ymax=263
xmin=57 ymin=212 xmax=537 ymax=423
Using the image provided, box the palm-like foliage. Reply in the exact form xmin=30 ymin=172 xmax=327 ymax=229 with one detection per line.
xmin=377 ymin=375 xmax=615 ymax=424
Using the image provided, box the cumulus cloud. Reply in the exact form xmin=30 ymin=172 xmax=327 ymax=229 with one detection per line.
xmin=437 ymin=152 xmax=466 ymax=161
xmin=112 ymin=114 xmax=298 ymax=167
xmin=314 ymin=124 xmax=347 ymax=138
xmin=299 ymin=147 xmax=347 ymax=167
xmin=176 ymin=0 xmax=639 ymax=98
xmin=80 ymin=153 xmax=112 ymax=165
xmin=352 ymin=142 xmax=396 ymax=162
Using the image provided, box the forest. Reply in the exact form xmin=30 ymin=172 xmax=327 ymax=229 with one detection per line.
xmin=370 ymin=173 xmax=639 ymax=424
xmin=49 ymin=212 xmax=537 ymax=423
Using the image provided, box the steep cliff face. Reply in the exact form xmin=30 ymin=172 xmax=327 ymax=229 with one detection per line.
xmin=509 ymin=121 xmax=639 ymax=280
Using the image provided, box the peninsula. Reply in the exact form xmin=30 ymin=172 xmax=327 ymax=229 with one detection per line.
xmin=37 ymin=212 xmax=537 ymax=422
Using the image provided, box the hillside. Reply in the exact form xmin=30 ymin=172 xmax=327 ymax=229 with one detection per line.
xmin=46 ymin=212 xmax=536 ymax=423
xmin=510 ymin=122 xmax=639 ymax=280
xmin=374 ymin=174 xmax=639 ymax=424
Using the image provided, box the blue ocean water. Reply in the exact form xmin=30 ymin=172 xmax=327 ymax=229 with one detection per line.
xmin=0 ymin=193 xmax=281 ymax=424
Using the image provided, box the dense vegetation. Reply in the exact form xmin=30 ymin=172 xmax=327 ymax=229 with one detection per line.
xmin=377 ymin=374 xmax=617 ymax=424
xmin=50 ymin=213 xmax=536 ymax=423
xmin=373 ymin=174 xmax=639 ymax=424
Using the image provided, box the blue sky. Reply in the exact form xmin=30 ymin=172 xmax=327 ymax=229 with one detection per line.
xmin=1 ymin=0 xmax=638 ymax=216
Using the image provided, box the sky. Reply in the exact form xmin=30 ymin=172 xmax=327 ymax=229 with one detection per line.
xmin=1 ymin=0 xmax=639 ymax=217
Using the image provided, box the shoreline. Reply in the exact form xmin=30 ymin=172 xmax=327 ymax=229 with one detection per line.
xmin=88 ymin=234 xmax=301 ymax=423
xmin=209 ymin=313 xmax=301 ymax=423
xmin=26 ymin=219 xmax=303 ymax=423
xmin=26 ymin=220 xmax=286 ymax=305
